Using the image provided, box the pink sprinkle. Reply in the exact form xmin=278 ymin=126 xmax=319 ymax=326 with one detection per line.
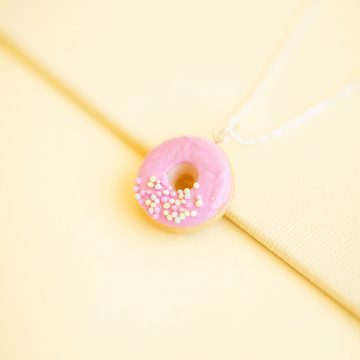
xmin=149 ymin=208 xmax=154 ymax=215
xmin=185 ymin=203 xmax=192 ymax=208
xmin=181 ymin=199 xmax=186 ymax=204
xmin=156 ymin=179 xmax=161 ymax=184
xmin=163 ymin=190 xmax=169 ymax=196
xmin=155 ymin=199 xmax=160 ymax=204
xmin=196 ymin=195 xmax=202 ymax=200
xmin=155 ymin=184 xmax=162 ymax=190
xmin=154 ymin=207 xmax=160 ymax=213
xmin=169 ymin=198 xmax=175 ymax=204
xmin=161 ymin=196 xmax=168 ymax=203
xmin=179 ymin=207 xmax=185 ymax=213
xmin=156 ymin=191 xmax=162 ymax=197
xmin=153 ymin=214 xmax=159 ymax=220
xmin=168 ymin=186 xmax=173 ymax=191
xmin=171 ymin=205 xmax=178 ymax=211
xmin=170 ymin=191 xmax=176 ymax=197
xmin=135 ymin=178 xmax=141 ymax=184
xmin=146 ymin=190 xmax=151 ymax=194
xmin=140 ymin=190 xmax=145 ymax=196
xmin=161 ymin=179 xmax=166 ymax=185
xmin=133 ymin=186 xmax=139 ymax=192
xmin=138 ymin=199 xmax=144 ymax=205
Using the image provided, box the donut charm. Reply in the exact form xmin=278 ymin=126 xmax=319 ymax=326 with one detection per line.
xmin=134 ymin=136 xmax=234 ymax=233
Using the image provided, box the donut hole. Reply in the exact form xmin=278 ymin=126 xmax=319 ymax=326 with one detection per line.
xmin=167 ymin=162 xmax=198 ymax=191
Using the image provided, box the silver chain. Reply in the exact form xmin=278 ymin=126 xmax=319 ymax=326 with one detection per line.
xmin=214 ymin=0 xmax=360 ymax=144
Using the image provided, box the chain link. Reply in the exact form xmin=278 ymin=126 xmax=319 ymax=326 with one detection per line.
xmin=212 ymin=0 xmax=360 ymax=145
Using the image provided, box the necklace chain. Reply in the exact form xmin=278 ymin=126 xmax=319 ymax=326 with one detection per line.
xmin=214 ymin=0 xmax=360 ymax=144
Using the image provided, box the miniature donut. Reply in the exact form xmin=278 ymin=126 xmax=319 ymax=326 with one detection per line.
xmin=133 ymin=136 xmax=234 ymax=233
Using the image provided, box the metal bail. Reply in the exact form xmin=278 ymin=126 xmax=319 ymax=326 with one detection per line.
xmin=213 ymin=129 xmax=229 ymax=144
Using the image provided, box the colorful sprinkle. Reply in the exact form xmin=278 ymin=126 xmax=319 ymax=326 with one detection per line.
xmin=191 ymin=210 xmax=197 ymax=217
xmin=174 ymin=217 xmax=181 ymax=224
xmin=163 ymin=203 xmax=170 ymax=209
xmin=195 ymin=200 xmax=203 ymax=207
xmin=184 ymin=188 xmax=190 ymax=193
xmin=151 ymin=203 xmax=156 ymax=208
xmin=185 ymin=210 xmax=190 ymax=217
xmin=151 ymin=194 xmax=157 ymax=200
xmin=167 ymin=215 xmax=173 ymax=221
xmin=145 ymin=199 xmax=151 ymax=206
xmin=163 ymin=190 xmax=169 ymax=196
xmin=179 ymin=207 xmax=185 ymax=213
xmin=161 ymin=196 xmax=168 ymax=203
xmin=149 ymin=176 xmax=157 ymax=182
xmin=163 ymin=210 xmax=169 ymax=216
xmin=179 ymin=193 xmax=184 ymax=200
xmin=140 ymin=190 xmax=145 ymax=196
xmin=178 ymin=189 xmax=183 ymax=194
xmin=138 ymin=199 xmax=143 ymax=205
xmin=154 ymin=199 xmax=160 ymax=204
xmin=168 ymin=186 xmax=173 ymax=191
xmin=175 ymin=199 xmax=181 ymax=206
xmin=156 ymin=191 xmax=162 ymax=197
xmin=169 ymin=198 xmax=175 ymax=205
xmin=149 ymin=208 xmax=154 ymax=215
xmin=171 ymin=205 xmax=178 ymax=211
xmin=181 ymin=199 xmax=186 ymax=204
xmin=170 ymin=191 xmax=177 ymax=197
xmin=135 ymin=194 xmax=141 ymax=200
xmin=153 ymin=214 xmax=159 ymax=220
xmin=146 ymin=190 xmax=151 ymax=194
xmin=155 ymin=184 xmax=162 ymax=190
xmin=185 ymin=202 xmax=192 ymax=208
xmin=171 ymin=212 xmax=178 ymax=218
xmin=184 ymin=193 xmax=191 ymax=200
xmin=147 ymin=182 xmax=154 ymax=188
xmin=156 ymin=179 xmax=161 ymax=184
xmin=193 ymin=183 xmax=200 ymax=189
xmin=179 ymin=213 xmax=185 ymax=220
xmin=135 ymin=178 xmax=141 ymax=184
xmin=133 ymin=186 xmax=139 ymax=192
xmin=154 ymin=207 xmax=160 ymax=213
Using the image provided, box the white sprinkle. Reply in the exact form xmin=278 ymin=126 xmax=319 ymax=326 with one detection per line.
xmin=174 ymin=217 xmax=181 ymax=224
xmin=163 ymin=190 xmax=169 ymax=196
xmin=191 ymin=210 xmax=197 ymax=217
xmin=135 ymin=194 xmax=141 ymax=200
xmin=193 ymin=183 xmax=200 ymax=189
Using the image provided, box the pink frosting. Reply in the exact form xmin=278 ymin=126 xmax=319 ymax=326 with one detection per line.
xmin=135 ymin=136 xmax=233 ymax=230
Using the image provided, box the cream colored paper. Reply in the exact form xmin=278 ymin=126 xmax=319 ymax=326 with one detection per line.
xmin=1 ymin=0 xmax=358 ymax=316
xmin=1 ymin=3 xmax=360 ymax=357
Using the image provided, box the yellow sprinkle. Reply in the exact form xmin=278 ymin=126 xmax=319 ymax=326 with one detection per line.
xmin=149 ymin=176 xmax=157 ymax=182
xmin=179 ymin=193 xmax=184 ymax=199
xmin=179 ymin=213 xmax=185 ymax=220
xmin=145 ymin=199 xmax=151 ymax=206
xmin=151 ymin=203 xmax=156 ymax=208
xmin=163 ymin=210 xmax=169 ymax=216
xmin=184 ymin=210 xmax=190 ymax=217
xmin=193 ymin=183 xmax=200 ymax=189
xmin=163 ymin=203 xmax=170 ymax=209
xmin=147 ymin=182 xmax=154 ymax=188
xmin=175 ymin=200 xmax=181 ymax=206
xmin=184 ymin=188 xmax=190 ymax=193
xmin=167 ymin=215 xmax=173 ymax=221
xmin=195 ymin=200 xmax=203 ymax=207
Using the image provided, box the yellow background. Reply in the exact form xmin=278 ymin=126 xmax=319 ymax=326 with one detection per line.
xmin=1 ymin=0 xmax=360 ymax=359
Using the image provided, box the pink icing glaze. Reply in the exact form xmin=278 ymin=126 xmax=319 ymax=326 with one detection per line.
xmin=135 ymin=136 xmax=233 ymax=230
